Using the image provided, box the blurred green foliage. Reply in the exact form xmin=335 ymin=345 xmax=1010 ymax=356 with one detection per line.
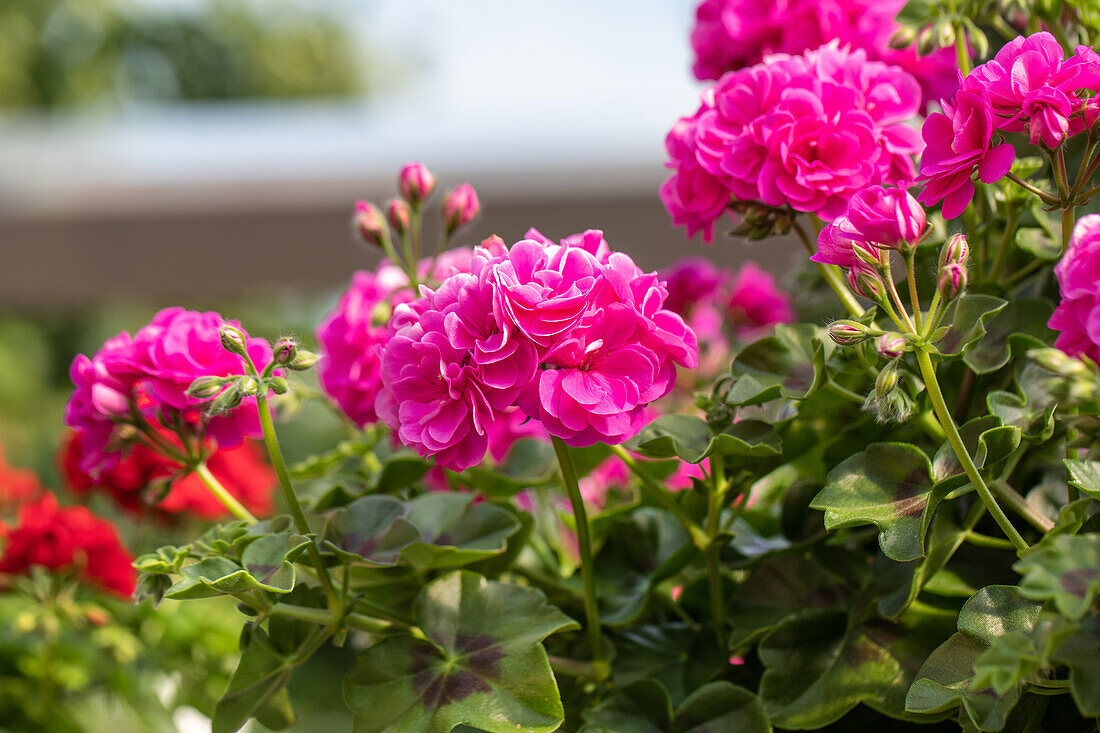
xmin=0 ymin=0 xmax=363 ymax=111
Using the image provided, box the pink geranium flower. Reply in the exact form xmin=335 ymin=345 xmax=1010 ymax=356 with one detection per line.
xmin=727 ymin=263 xmax=795 ymax=340
xmin=1050 ymin=214 xmax=1100 ymax=362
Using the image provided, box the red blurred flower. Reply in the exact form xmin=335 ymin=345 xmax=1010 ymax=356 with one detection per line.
xmin=0 ymin=491 xmax=136 ymax=597
xmin=0 ymin=442 xmax=42 ymax=519
xmin=62 ymin=431 xmax=275 ymax=521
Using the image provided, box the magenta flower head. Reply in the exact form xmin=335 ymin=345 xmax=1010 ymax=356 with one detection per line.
xmin=917 ymin=90 xmax=1015 ymax=219
xmin=816 ymin=186 xmax=926 ymax=265
xmin=660 ymin=257 xmax=726 ymax=317
xmin=316 ymin=271 xmax=405 ymax=427
xmin=442 ymin=183 xmax=480 ymax=234
xmin=1049 ymin=214 xmax=1100 ymax=362
xmin=727 ymin=262 xmax=794 ymax=339
xmin=399 ymin=161 xmax=436 ymax=206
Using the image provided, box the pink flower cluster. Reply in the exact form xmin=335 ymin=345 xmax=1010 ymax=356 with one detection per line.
xmin=662 ymin=43 xmax=923 ymax=241
xmin=919 ymin=33 xmax=1100 ymax=219
xmin=66 ymin=308 xmax=272 ymax=476
xmin=1050 ymin=214 xmax=1100 ymax=362
xmin=690 ymin=0 xmax=959 ymax=108
xmin=376 ymin=230 xmax=699 ymax=469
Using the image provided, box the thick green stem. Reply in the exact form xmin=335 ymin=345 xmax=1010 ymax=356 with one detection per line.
xmin=551 ymin=436 xmax=607 ymax=679
xmin=792 ymin=219 xmax=865 ymax=317
xmin=195 ymin=461 xmax=258 ymax=524
xmin=706 ymin=454 xmax=727 ymax=638
xmin=255 ymin=391 xmax=341 ymax=610
xmin=1062 ymin=205 xmax=1076 ymax=256
xmin=915 ymin=350 xmax=1029 ymax=553
xmin=954 ymin=26 xmax=971 ymax=76
xmin=609 ymin=445 xmax=708 ymax=549
xmin=269 ymin=603 xmax=393 ymax=634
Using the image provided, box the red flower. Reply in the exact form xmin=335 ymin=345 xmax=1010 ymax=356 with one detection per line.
xmin=0 ymin=491 xmax=136 ymax=597
xmin=62 ymin=431 xmax=276 ymax=521
xmin=0 ymin=442 xmax=42 ymax=519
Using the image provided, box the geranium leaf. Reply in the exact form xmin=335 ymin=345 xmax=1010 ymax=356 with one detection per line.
xmin=399 ymin=494 xmax=521 ymax=570
xmin=723 ymin=324 xmax=828 ymax=406
xmin=323 ymin=495 xmax=420 ymax=566
xmin=963 ymin=299 xmax=1054 ymax=374
xmin=673 ymin=681 xmax=771 ymax=733
xmin=810 ymin=443 xmax=936 ymax=562
xmin=1014 ymin=535 xmax=1100 ymax=620
xmin=343 ymin=571 xmax=578 ymax=733
xmin=758 ymin=602 xmax=952 ymax=728
xmin=623 ymin=414 xmax=780 ymax=464
xmin=931 ymin=416 xmax=1021 ymax=494
xmin=906 ymin=585 xmax=1041 ymax=731
xmin=212 ymin=623 xmax=298 ymax=733
xmin=935 ymin=295 xmax=1008 ymax=358
xmin=612 ymin=624 xmax=725 ymax=706
xmin=463 ymin=439 xmax=559 ymax=497
xmin=373 ymin=453 xmax=431 ymax=492
xmin=240 ymin=532 xmax=311 ymax=591
xmin=582 ymin=679 xmax=672 ymax=733
xmin=986 ymin=391 xmax=1055 ymax=443
xmin=1050 ymin=617 xmax=1100 ymax=715
xmin=1065 ymin=459 xmax=1100 ymax=499
xmin=878 ymin=507 xmax=971 ymax=618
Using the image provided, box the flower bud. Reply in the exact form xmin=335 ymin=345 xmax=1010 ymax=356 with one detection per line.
xmin=877 ymin=333 xmax=907 ymax=360
xmin=480 ymin=234 xmax=508 ymax=257
xmin=854 ymin=244 xmax=884 ymax=267
xmin=272 ymin=338 xmax=298 ymax=366
xmin=934 ymin=20 xmax=956 ymax=49
xmin=876 ymin=362 xmax=899 ymax=396
xmin=399 ymin=161 xmax=436 ymax=206
xmin=848 ymin=261 xmax=884 ymax=301
xmin=288 ymin=349 xmax=319 ymax=371
xmin=219 ymin=325 xmax=248 ymax=357
xmin=889 ymin=26 xmax=918 ymax=50
xmin=939 ymin=233 xmax=969 ymax=268
xmin=237 ymin=377 xmax=261 ymax=396
xmin=442 ymin=183 xmax=480 ymax=234
xmin=353 ymin=200 xmax=387 ymax=248
xmin=268 ymin=376 xmax=290 ymax=395
xmin=938 ymin=263 xmax=968 ymax=299
xmin=208 ymin=385 xmax=242 ymax=415
xmin=187 ymin=376 xmax=226 ymax=400
xmin=917 ymin=26 xmax=936 ymax=55
xmin=828 ymin=320 xmax=875 ymax=345
xmin=386 ymin=199 xmax=411 ymax=237
xmin=1031 ymin=347 xmax=1088 ymax=378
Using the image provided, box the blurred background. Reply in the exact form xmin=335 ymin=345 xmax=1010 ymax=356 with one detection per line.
xmin=0 ymin=0 xmax=798 ymax=476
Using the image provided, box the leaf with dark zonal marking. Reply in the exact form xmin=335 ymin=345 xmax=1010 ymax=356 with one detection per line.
xmin=811 ymin=443 xmax=937 ymax=562
xmin=343 ymin=570 xmax=578 ymax=733
xmin=323 ymin=495 xmax=419 ymax=565
xmin=1014 ymin=535 xmax=1100 ymax=620
xmin=906 ymin=585 xmax=1041 ymax=732
xmin=398 ymin=493 xmax=521 ymax=570
xmin=623 ymin=414 xmax=780 ymax=463
xmin=935 ymin=295 xmax=1008 ymax=359
xmin=723 ymin=324 xmax=828 ymax=406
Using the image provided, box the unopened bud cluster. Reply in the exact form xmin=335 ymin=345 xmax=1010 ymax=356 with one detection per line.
xmin=1030 ymin=347 xmax=1100 ymax=408
xmin=937 ymin=234 xmax=970 ymax=301
xmin=728 ymin=202 xmax=794 ymax=240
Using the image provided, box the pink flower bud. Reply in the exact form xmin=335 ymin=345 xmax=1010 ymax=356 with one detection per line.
xmin=399 ymin=161 xmax=436 ymax=205
xmin=442 ymin=183 xmax=480 ymax=234
xmin=386 ymin=199 xmax=411 ymax=236
xmin=480 ymin=234 xmax=508 ymax=257
xmin=272 ymin=338 xmax=297 ymax=365
xmin=828 ymin=320 xmax=873 ymax=345
xmin=939 ymin=263 xmax=968 ymax=299
xmin=939 ymin=233 xmax=970 ymax=268
xmin=353 ymin=201 xmax=386 ymax=248
xmin=848 ymin=261 xmax=884 ymax=301
xmin=877 ymin=333 xmax=907 ymax=360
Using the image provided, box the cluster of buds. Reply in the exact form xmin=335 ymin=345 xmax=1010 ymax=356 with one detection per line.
xmin=351 ymin=162 xmax=480 ymax=260
xmin=1030 ymin=347 xmax=1100 ymax=410
xmin=728 ymin=202 xmax=794 ymax=240
xmin=865 ymin=361 xmax=916 ymax=423
xmin=190 ymin=329 xmax=317 ymax=415
xmin=937 ymin=233 xmax=970 ymax=300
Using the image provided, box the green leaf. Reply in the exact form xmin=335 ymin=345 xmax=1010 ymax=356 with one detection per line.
xmin=1065 ymin=459 xmax=1100 ymax=499
xmin=399 ymin=494 xmax=521 ymax=570
xmin=906 ymin=585 xmax=1042 ymax=731
xmin=1015 ymin=535 xmax=1100 ymax=619
xmin=758 ymin=602 xmax=952 ymax=728
xmin=811 ymin=443 xmax=936 ymax=562
xmin=323 ymin=495 xmax=419 ymax=565
xmin=463 ymin=439 xmax=559 ymax=497
xmin=343 ymin=571 xmax=578 ymax=733
xmin=582 ymin=679 xmax=672 ymax=733
xmin=931 ymin=416 xmax=1021 ymax=494
xmin=674 ymin=681 xmax=771 ymax=733
xmin=878 ymin=507 xmax=972 ymax=618
xmin=613 ymin=624 xmax=725 ymax=705
xmin=986 ymin=391 xmax=1055 ymax=443
xmin=240 ymin=532 xmax=310 ymax=591
xmin=373 ymin=453 xmax=431 ymax=492
xmin=624 ymin=414 xmax=780 ymax=464
xmin=253 ymin=688 xmax=296 ymax=731
xmin=212 ymin=624 xmax=298 ymax=733
xmin=724 ymin=324 xmax=828 ymax=406
xmin=935 ymin=295 xmax=1008 ymax=359
xmin=963 ymin=299 xmax=1054 ymax=374
xmin=1050 ymin=616 xmax=1100 ymax=715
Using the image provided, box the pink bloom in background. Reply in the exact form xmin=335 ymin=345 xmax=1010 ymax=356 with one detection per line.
xmin=662 ymin=257 xmax=726 ymax=316
xmin=65 ymin=308 xmax=271 ymax=476
xmin=316 ymin=271 xmax=400 ymax=427
xmin=1050 ymin=214 xmax=1100 ymax=362
xmin=727 ymin=263 xmax=794 ymax=339
xmin=689 ymin=0 xmax=958 ymax=109
xmin=917 ymin=91 xmax=1015 ymax=218
xmin=664 ymin=43 xmax=923 ymax=240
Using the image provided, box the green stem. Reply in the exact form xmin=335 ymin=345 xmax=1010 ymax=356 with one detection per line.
xmin=965 ymin=531 xmax=1016 ymax=550
xmin=195 ymin=461 xmax=258 ymax=524
xmin=269 ymin=603 xmax=393 ymax=634
xmin=255 ymin=391 xmax=341 ymax=610
xmin=987 ymin=204 xmax=1018 ymax=282
xmin=792 ymin=219 xmax=865 ymax=317
xmin=548 ymin=656 xmax=598 ymax=679
xmin=609 ymin=445 xmax=708 ymax=549
xmin=1070 ymin=140 xmax=1100 ymax=199
xmin=954 ymin=25 xmax=971 ymax=76
xmin=1006 ymin=172 xmax=1060 ymax=205
xmin=904 ymin=251 xmax=923 ymax=333
xmin=551 ymin=436 xmax=607 ymax=679
xmin=915 ymin=350 xmax=1029 ymax=553
xmin=1061 ymin=205 xmax=1076 ymax=257
xmin=915 ymin=410 xmax=947 ymax=443
xmin=883 ymin=258 xmax=916 ymax=332
xmin=990 ymin=480 xmax=1056 ymax=533
xmin=706 ymin=454 xmax=727 ymax=638
xmin=824 ymin=380 xmax=865 ymax=405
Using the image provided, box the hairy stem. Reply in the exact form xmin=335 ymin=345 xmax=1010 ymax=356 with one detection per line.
xmin=195 ymin=461 xmax=257 ymax=524
xmin=1006 ymin=172 xmax=1060 ymax=205
xmin=551 ymin=436 xmax=607 ymax=679
xmin=915 ymin=350 xmax=1029 ymax=552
